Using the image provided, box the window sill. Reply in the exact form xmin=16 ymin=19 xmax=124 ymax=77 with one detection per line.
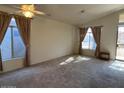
xmin=82 ymin=48 xmax=95 ymax=51
xmin=2 ymin=57 xmax=24 ymax=62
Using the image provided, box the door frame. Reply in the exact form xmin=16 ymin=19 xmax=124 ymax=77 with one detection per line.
xmin=115 ymin=23 xmax=124 ymax=61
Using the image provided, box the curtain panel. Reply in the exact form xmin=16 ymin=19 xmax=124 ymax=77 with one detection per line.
xmin=91 ymin=26 xmax=102 ymax=57
xmin=79 ymin=27 xmax=88 ymax=55
xmin=14 ymin=15 xmax=31 ymax=67
xmin=0 ymin=12 xmax=12 ymax=71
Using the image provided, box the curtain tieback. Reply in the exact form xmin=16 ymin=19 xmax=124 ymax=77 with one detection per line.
xmin=26 ymin=44 xmax=30 ymax=48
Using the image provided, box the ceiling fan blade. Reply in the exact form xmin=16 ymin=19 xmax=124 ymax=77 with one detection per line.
xmin=34 ymin=10 xmax=51 ymax=16
xmin=7 ymin=5 xmax=51 ymax=18
xmin=16 ymin=10 xmax=23 ymax=13
xmin=33 ymin=10 xmax=46 ymax=15
xmin=8 ymin=5 xmax=21 ymax=10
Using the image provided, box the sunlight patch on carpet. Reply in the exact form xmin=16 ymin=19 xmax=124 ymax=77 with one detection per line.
xmin=109 ymin=61 xmax=124 ymax=71
xmin=59 ymin=56 xmax=91 ymax=65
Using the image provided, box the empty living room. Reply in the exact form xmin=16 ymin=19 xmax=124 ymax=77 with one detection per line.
xmin=1 ymin=0 xmax=124 ymax=91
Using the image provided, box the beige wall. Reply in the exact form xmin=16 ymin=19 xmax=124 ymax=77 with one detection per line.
xmin=73 ymin=27 xmax=80 ymax=54
xmin=83 ymin=12 xmax=119 ymax=59
xmin=30 ymin=17 xmax=76 ymax=65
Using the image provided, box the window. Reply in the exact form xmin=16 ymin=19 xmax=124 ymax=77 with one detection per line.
xmin=1 ymin=18 xmax=25 ymax=61
xmin=118 ymin=26 xmax=124 ymax=44
xmin=82 ymin=27 xmax=96 ymax=50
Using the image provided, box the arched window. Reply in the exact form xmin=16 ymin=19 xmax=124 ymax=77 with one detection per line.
xmin=1 ymin=17 xmax=25 ymax=61
xmin=82 ymin=27 xmax=96 ymax=50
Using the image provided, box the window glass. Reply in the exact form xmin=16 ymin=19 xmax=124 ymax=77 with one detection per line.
xmin=13 ymin=28 xmax=25 ymax=58
xmin=9 ymin=18 xmax=17 ymax=27
xmin=82 ymin=27 xmax=96 ymax=50
xmin=118 ymin=26 xmax=124 ymax=44
xmin=1 ymin=27 xmax=12 ymax=60
xmin=1 ymin=18 xmax=25 ymax=61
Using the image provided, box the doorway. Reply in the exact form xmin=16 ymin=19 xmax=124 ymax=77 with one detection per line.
xmin=116 ymin=25 xmax=124 ymax=61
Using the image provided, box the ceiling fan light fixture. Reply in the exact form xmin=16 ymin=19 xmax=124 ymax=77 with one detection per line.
xmin=21 ymin=5 xmax=35 ymax=11
xmin=22 ymin=11 xmax=34 ymax=18
xmin=18 ymin=4 xmax=47 ymax=18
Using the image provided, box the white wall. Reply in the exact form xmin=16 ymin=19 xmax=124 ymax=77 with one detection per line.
xmin=30 ymin=17 xmax=76 ymax=65
xmin=83 ymin=12 xmax=119 ymax=59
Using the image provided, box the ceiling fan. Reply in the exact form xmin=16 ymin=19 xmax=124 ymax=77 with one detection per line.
xmin=13 ymin=4 xmax=50 ymax=18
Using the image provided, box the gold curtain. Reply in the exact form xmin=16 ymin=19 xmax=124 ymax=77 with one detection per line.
xmin=0 ymin=12 xmax=12 ymax=71
xmin=91 ymin=26 xmax=102 ymax=57
xmin=14 ymin=15 xmax=31 ymax=67
xmin=79 ymin=27 xmax=88 ymax=55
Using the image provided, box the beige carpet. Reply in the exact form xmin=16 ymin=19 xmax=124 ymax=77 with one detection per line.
xmin=0 ymin=55 xmax=124 ymax=88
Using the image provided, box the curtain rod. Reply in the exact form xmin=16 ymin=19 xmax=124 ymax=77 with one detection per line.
xmin=0 ymin=11 xmax=9 ymax=14
xmin=79 ymin=25 xmax=103 ymax=28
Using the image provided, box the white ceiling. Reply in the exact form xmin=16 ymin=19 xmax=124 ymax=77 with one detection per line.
xmin=6 ymin=4 xmax=124 ymax=25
